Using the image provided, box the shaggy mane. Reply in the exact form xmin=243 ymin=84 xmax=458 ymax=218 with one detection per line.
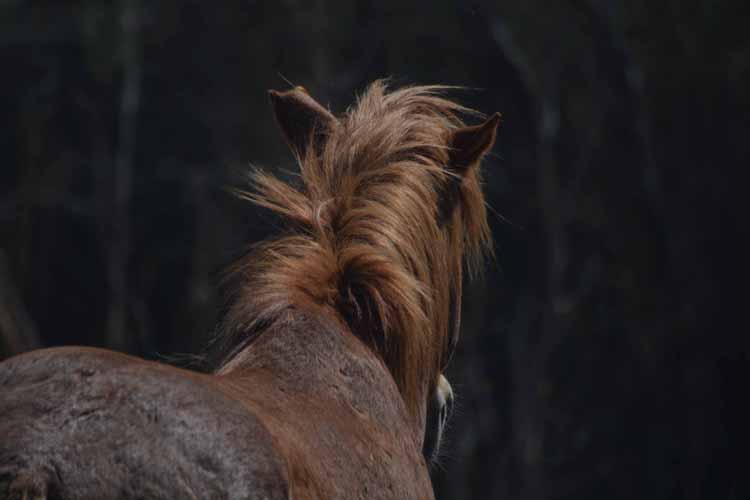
xmin=215 ymin=81 xmax=491 ymax=415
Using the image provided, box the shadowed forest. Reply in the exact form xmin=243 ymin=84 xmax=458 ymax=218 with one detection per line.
xmin=1 ymin=1 xmax=748 ymax=499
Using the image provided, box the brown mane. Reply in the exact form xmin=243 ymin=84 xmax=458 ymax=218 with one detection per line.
xmin=215 ymin=81 xmax=492 ymax=416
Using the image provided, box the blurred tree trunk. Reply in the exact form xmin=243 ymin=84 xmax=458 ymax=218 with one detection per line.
xmin=491 ymin=17 xmax=564 ymax=500
xmin=105 ymin=0 xmax=142 ymax=352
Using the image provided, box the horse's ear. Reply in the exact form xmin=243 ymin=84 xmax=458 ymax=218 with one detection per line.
xmin=268 ymin=87 xmax=338 ymax=161
xmin=447 ymin=112 xmax=501 ymax=174
xmin=438 ymin=113 xmax=500 ymax=224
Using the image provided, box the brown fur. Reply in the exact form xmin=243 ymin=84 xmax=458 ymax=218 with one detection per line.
xmin=215 ymin=81 xmax=492 ymax=419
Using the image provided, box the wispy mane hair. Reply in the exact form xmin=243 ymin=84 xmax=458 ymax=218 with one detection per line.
xmin=215 ymin=81 xmax=492 ymax=415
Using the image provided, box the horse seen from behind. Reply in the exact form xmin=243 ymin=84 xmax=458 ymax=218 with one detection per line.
xmin=0 ymin=80 xmax=499 ymax=500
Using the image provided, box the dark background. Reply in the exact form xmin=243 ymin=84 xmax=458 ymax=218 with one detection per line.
xmin=1 ymin=1 xmax=747 ymax=499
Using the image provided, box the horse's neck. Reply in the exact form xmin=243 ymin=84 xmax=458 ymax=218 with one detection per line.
xmin=218 ymin=307 xmax=433 ymax=499
xmin=218 ymin=306 xmax=425 ymax=444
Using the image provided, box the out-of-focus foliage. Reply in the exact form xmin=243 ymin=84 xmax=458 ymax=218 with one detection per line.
xmin=1 ymin=1 xmax=747 ymax=499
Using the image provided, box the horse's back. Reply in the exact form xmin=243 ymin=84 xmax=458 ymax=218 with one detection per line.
xmin=0 ymin=347 xmax=290 ymax=500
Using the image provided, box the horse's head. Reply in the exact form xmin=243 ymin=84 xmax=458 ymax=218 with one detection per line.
xmin=238 ymin=82 xmax=497 ymax=461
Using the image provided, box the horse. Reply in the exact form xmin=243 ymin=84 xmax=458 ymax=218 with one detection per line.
xmin=0 ymin=81 xmax=498 ymax=500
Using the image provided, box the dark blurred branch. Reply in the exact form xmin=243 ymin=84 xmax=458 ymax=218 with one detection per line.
xmin=490 ymin=20 xmax=541 ymax=101
xmin=106 ymin=0 xmax=142 ymax=351
xmin=0 ymin=251 xmax=41 ymax=358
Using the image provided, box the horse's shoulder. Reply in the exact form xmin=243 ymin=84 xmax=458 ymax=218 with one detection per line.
xmin=0 ymin=346 xmax=292 ymax=500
